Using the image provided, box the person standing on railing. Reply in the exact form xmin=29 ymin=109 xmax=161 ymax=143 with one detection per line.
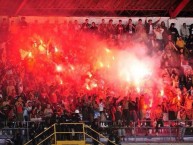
xmin=162 ymin=98 xmax=169 ymax=122
xmin=184 ymin=95 xmax=193 ymax=121
xmin=23 ymin=101 xmax=32 ymax=122
xmin=122 ymin=96 xmax=129 ymax=126
xmin=71 ymin=110 xmax=81 ymax=140
xmin=139 ymin=95 xmax=146 ymax=121
xmin=145 ymin=107 xmax=152 ymax=136
xmin=99 ymin=99 xmax=106 ymax=127
xmin=115 ymin=105 xmax=122 ymax=126
xmin=15 ymin=96 xmax=24 ymax=127
xmin=176 ymin=121 xmax=186 ymax=142
xmin=128 ymin=96 xmax=137 ymax=126
xmin=43 ymin=104 xmax=53 ymax=126
xmin=168 ymin=95 xmax=178 ymax=121
xmin=155 ymin=105 xmax=164 ymax=136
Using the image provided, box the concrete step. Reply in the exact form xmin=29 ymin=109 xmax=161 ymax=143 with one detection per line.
xmin=121 ymin=143 xmax=193 ymax=145
xmin=85 ymin=135 xmax=193 ymax=143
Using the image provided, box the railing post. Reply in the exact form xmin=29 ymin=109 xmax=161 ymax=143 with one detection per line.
xmin=134 ymin=122 xmax=136 ymax=142
xmin=54 ymin=124 xmax=57 ymax=145
xmin=27 ymin=121 xmax=29 ymax=141
xmin=169 ymin=120 xmax=171 ymax=142
xmin=83 ymin=123 xmax=85 ymax=142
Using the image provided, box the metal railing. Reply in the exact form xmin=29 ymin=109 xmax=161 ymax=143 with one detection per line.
xmin=2 ymin=120 xmax=45 ymax=142
xmin=85 ymin=124 xmax=116 ymax=145
xmin=24 ymin=123 xmax=55 ymax=145
xmin=2 ymin=119 xmax=193 ymax=144
xmin=111 ymin=119 xmax=193 ymax=143
xmin=24 ymin=122 xmax=117 ymax=145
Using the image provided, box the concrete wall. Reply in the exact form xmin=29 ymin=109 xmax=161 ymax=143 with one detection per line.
xmin=122 ymin=143 xmax=193 ymax=145
xmin=0 ymin=16 xmax=193 ymax=33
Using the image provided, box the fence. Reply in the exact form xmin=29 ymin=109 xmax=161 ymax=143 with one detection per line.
xmin=1 ymin=119 xmax=193 ymax=144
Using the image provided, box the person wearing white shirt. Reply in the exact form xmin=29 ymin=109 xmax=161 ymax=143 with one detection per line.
xmin=154 ymin=26 xmax=164 ymax=40
xmin=154 ymin=25 xmax=164 ymax=51
xmin=181 ymin=59 xmax=192 ymax=74
xmin=99 ymin=99 xmax=104 ymax=112
xmin=99 ymin=99 xmax=106 ymax=127
xmin=180 ymin=23 xmax=189 ymax=41
xmin=23 ymin=102 xmax=32 ymax=121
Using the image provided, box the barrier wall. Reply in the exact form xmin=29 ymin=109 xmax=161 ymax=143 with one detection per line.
xmin=0 ymin=16 xmax=193 ymax=33
xmin=122 ymin=143 xmax=193 ymax=145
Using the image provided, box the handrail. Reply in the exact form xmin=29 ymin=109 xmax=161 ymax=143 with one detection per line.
xmin=24 ymin=123 xmax=87 ymax=145
xmin=24 ymin=122 xmax=115 ymax=145
xmin=56 ymin=131 xmax=85 ymax=134
xmin=23 ymin=120 xmax=192 ymax=145
xmin=54 ymin=124 xmax=56 ymax=145
xmin=24 ymin=124 xmax=55 ymax=145
xmin=85 ymin=132 xmax=105 ymax=145
xmin=32 ymin=124 xmax=54 ymax=139
xmin=56 ymin=123 xmax=108 ymax=144
xmin=37 ymin=133 xmax=55 ymax=145
xmin=59 ymin=122 xmax=85 ymax=125
xmin=85 ymin=125 xmax=117 ymax=145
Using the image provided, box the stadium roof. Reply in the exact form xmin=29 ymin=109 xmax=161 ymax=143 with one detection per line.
xmin=0 ymin=0 xmax=192 ymax=17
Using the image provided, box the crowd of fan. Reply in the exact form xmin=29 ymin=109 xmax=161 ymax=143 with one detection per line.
xmin=0 ymin=17 xmax=193 ymax=139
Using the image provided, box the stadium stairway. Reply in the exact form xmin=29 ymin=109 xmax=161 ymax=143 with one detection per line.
xmin=24 ymin=123 xmax=116 ymax=145
xmin=1 ymin=123 xmax=193 ymax=145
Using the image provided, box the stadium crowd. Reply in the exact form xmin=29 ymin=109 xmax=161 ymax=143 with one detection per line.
xmin=0 ymin=17 xmax=193 ymax=143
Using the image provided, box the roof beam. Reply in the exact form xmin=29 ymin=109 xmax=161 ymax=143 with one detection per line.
xmin=170 ymin=0 xmax=190 ymax=18
xmin=15 ymin=0 xmax=28 ymax=15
